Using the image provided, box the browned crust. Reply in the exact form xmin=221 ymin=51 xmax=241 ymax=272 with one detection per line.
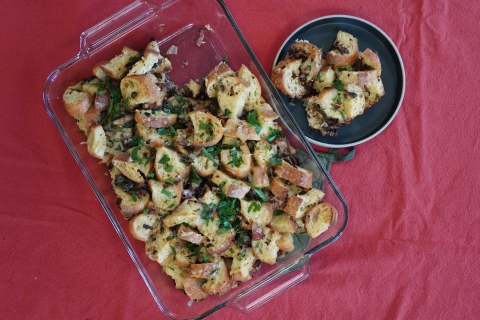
xmin=274 ymin=161 xmax=313 ymax=189
xmin=134 ymin=110 xmax=176 ymax=128
xmin=226 ymin=183 xmax=250 ymax=199
xmin=282 ymin=195 xmax=303 ymax=218
xmin=270 ymin=178 xmax=289 ymax=201
xmin=182 ymin=277 xmax=208 ymax=301
xmin=304 ymin=202 xmax=337 ymax=238
xmin=270 ymin=58 xmax=305 ymax=98
xmin=361 ymin=48 xmax=382 ymax=77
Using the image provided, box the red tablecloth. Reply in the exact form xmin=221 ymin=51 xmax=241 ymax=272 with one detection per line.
xmin=1 ymin=0 xmax=479 ymax=319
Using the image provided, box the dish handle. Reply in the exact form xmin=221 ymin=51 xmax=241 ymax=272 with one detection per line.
xmin=226 ymin=255 xmax=310 ymax=314
xmin=77 ymin=0 xmax=166 ymax=57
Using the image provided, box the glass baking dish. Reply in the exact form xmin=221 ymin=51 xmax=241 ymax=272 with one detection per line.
xmin=42 ymin=0 xmax=348 ymax=318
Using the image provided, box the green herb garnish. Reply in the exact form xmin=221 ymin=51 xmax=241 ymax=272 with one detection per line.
xmin=247 ymin=111 xmax=262 ymax=134
xmin=161 ymin=189 xmax=174 ymax=198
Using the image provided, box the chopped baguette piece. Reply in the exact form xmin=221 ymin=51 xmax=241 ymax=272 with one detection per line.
xmin=151 ymin=56 xmax=172 ymax=74
xmin=192 ymin=154 xmax=217 ymax=177
xmin=326 ymin=30 xmax=359 ymax=67
xmin=76 ymin=106 xmax=101 ymax=136
xmin=304 ymin=202 xmax=337 ymax=238
xmin=100 ymin=46 xmax=141 ymax=80
xmin=128 ymin=213 xmax=159 ymax=242
xmin=154 ymin=146 xmax=189 ymax=182
xmin=135 ymin=109 xmax=176 ymax=128
xmin=199 ymin=188 xmax=220 ymax=205
xmin=216 ymin=76 xmax=250 ymax=119
xmin=287 ymin=41 xmax=322 ymax=82
xmin=112 ymin=147 xmax=153 ymax=183
xmin=269 ymin=178 xmax=290 ymax=201
xmin=201 ymin=259 xmax=233 ymax=295
xmin=360 ymin=48 xmax=382 ymax=77
xmin=189 ymin=110 xmax=224 ymax=147
xmin=92 ymin=61 xmax=108 ymax=80
xmin=177 ymin=224 xmax=205 ymax=245
xmin=206 ymin=228 xmax=236 ymax=255
xmin=274 ymin=160 xmax=313 ymax=189
xmin=205 ymin=62 xmax=235 ymax=98
xmin=163 ymin=199 xmax=203 ymax=228
xmin=183 ymin=79 xmax=202 ymax=98
xmin=87 ymin=124 xmax=107 ymax=159
xmin=113 ymin=186 xmax=150 ymax=219
xmin=220 ymin=137 xmax=252 ymax=179
xmin=269 ymin=212 xmax=297 ymax=233
xmin=182 ymin=277 xmax=208 ymax=301
xmin=162 ymin=257 xmax=189 ymax=289
xmin=283 ymin=188 xmax=325 ymax=219
xmin=80 ymin=78 xmax=101 ymax=96
xmin=251 ymin=225 xmax=282 ymax=265
xmin=363 ymin=77 xmax=385 ymax=108
xmin=271 ymin=58 xmax=305 ymax=98
xmin=253 ymin=102 xmax=281 ymax=139
xmin=277 ymin=232 xmax=295 ymax=253
xmin=145 ymin=223 xmax=175 ymax=264
xmin=224 ymin=245 xmax=258 ymax=282
xmin=148 ymin=179 xmax=183 ymax=211
xmin=169 ymin=239 xmax=197 ymax=268
xmin=120 ymin=73 xmax=165 ymax=106
xmin=313 ymin=66 xmax=336 ymax=93
xmin=237 ymin=64 xmax=262 ymax=106
xmin=63 ymin=84 xmax=93 ymax=118
xmin=253 ymin=140 xmax=277 ymax=169
xmin=240 ymin=200 xmax=273 ymax=227
xmin=223 ymin=119 xmax=261 ymax=142
xmin=127 ymin=40 xmax=161 ymax=76
xmin=135 ymin=123 xmax=174 ymax=148
xmin=251 ymin=166 xmax=269 ymax=188
xmin=189 ymin=262 xmax=222 ymax=279
xmin=342 ymin=84 xmax=366 ymax=119
xmin=211 ymin=170 xmax=250 ymax=199
xmin=338 ymin=70 xmax=378 ymax=87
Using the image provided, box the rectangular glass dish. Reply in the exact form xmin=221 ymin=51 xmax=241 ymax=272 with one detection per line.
xmin=42 ymin=0 xmax=348 ymax=318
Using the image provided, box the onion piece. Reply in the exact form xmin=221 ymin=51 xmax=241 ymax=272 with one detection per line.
xmin=166 ymin=45 xmax=178 ymax=55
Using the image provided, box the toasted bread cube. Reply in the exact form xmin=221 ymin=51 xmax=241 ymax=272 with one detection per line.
xmin=169 ymin=239 xmax=198 ymax=268
xmin=206 ymin=228 xmax=236 ymax=255
xmin=277 ymin=232 xmax=295 ymax=253
xmin=100 ymin=46 xmax=140 ymax=80
xmin=192 ymin=154 xmax=217 ymax=177
xmin=251 ymin=225 xmax=282 ymax=265
xmin=363 ymin=77 xmax=385 ymax=108
xmin=305 ymin=202 xmax=337 ymax=238
xmin=182 ymin=277 xmax=208 ymax=301
xmin=313 ymin=66 xmax=336 ymax=93
xmin=251 ymin=166 xmax=269 ymax=188
xmin=128 ymin=213 xmax=159 ymax=242
xmin=338 ymin=70 xmax=378 ymax=87
xmin=237 ymin=64 xmax=262 ymax=106
xmin=113 ymin=186 xmax=150 ymax=220
xmin=342 ymin=84 xmax=366 ymax=120
xmin=361 ymin=48 xmax=382 ymax=77
xmin=216 ymin=76 xmax=250 ymax=119
xmin=205 ymin=62 xmax=235 ymax=98
xmin=274 ymin=160 xmax=313 ymax=189
xmin=199 ymin=188 xmax=220 ymax=206
xmin=240 ymin=200 xmax=273 ymax=227
xmin=145 ymin=222 xmax=174 ymax=264
xmin=148 ymin=179 xmax=183 ymax=211
xmin=220 ymin=137 xmax=252 ymax=179
xmin=75 ymin=106 xmax=102 ymax=135
xmin=112 ymin=147 xmax=153 ymax=183
xmin=269 ymin=212 xmax=297 ymax=233
xmin=223 ymin=245 xmax=258 ymax=282
xmin=135 ymin=123 xmax=174 ymax=148
xmin=253 ymin=140 xmax=277 ymax=169
xmin=326 ymin=30 xmax=359 ymax=67
xmin=63 ymin=83 xmax=94 ymax=118
xmin=283 ymin=188 xmax=325 ymax=219
xmin=92 ymin=61 xmax=108 ymax=80
xmin=270 ymin=178 xmax=289 ymax=201
xmin=163 ymin=199 xmax=203 ymax=228
xmin=188 ymin=262 xmax=222 ymax=279
xmin=135 ymin=109 xmax=176 ymax=128
xmin=87 ymin=124 xmax=107 ymax=159
xmin=201 ymin=259 xmax=233 ymax=295
xmin=223 ymin=119 xmax=261 ymax=142
xmin=288 ymin=41 xmax=323 ymax=82
xmin=271 ymin=58 xmax=305 ymax=98
xmin=189 ymin=110 xmax=224 ymax=147
xmin=127 ymin=40 xmax=162 ymax=76
xmin=120 ymin=73 xmax=165 ymax=106
xmin=177 ymin=225 xmax=205 ymax=245
xmin=162 ymin=256 xmax=189 ymax=289
xmin=154 ymin=146 xmax=189 ymax=182
xmin=211 ymin=170 xmax=251 ymax=199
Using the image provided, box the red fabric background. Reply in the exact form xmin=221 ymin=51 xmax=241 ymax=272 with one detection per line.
xmin=1 ymin=0 xmax=479 ymax=319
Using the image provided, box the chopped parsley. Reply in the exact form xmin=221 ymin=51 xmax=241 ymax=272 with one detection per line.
xmin=269 ymin=156 xmax=283 ymax=165
xmin=201 ymin=147 xmax=218 ymax=166
xmin=157 ymin=126 xmax=177 ymax=136
xmin=252 ymin=188 xmax=269 ymax=202
xmin=189 ymin=167 xmax=202 ymax=183
xmin=266 ymin=128 xmax=283 ymax=143
xmin=227 ymin=148 xmax=243 ymax=167
xmin=248 ymin=201 xmax=261 ymax=213
xmin=332 ymin=93 xmax=342 ymax=105
xmin=316 ymin=72 xmax=325 ymax=83
xmin=161 ymin=188 xmax=174 ymax=198
xmin=333 ymin=79 xmax=344 ymax=91
xmin=199 ymin=121 xmax=213 ymax=131
xmin=158 ymin=154 xmax=170 ymax=164
xmin=246 ymin=111 xmax=262 ymax=134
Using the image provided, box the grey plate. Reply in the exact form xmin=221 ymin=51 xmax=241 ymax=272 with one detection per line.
xmin=273 ymin=15 xmax=405 ymax=148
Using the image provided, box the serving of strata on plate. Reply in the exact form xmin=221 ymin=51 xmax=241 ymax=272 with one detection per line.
xmin=271 ymin=30 xmax=385 ymax=137
xmin=62 ymin=39 xmax=337 ymax=301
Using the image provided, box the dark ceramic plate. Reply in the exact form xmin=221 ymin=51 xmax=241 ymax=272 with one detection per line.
xmin=273 ymin=15 xmax=405 ymax=148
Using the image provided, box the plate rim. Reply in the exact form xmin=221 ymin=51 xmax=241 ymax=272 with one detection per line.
xmin=272 ymin=14 xmax=406 ymax=148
